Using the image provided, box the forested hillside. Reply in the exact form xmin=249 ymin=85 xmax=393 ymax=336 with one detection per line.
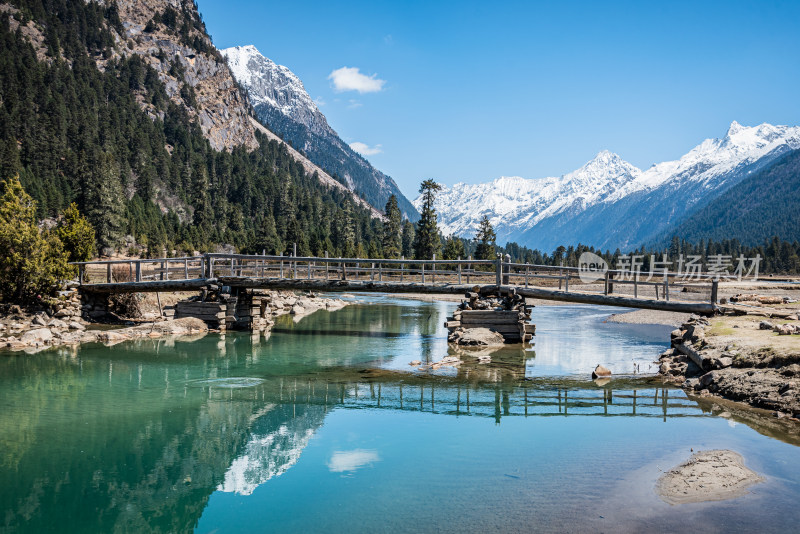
xmin=0 ymin=0 xmax=385 ymax=257
xmin=651 ymin=149 xmax=800 ymax=248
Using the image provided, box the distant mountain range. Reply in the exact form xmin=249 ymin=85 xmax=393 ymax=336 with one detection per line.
xmin=418 ymin=122 xmax=800 ymax=251
xmin=221 ymin=45 xmax=419 ymax=221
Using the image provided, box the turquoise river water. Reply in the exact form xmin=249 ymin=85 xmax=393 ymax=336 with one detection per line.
xmin=1 ymin=295 xmax=799 ymax=533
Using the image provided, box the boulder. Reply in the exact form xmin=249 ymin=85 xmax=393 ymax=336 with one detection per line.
xmin=699 ymin=371 xmax=717 ymax=387
xmin=68 ymin=321 xmax=86 ymax=331
xmin=448 ymin=327 xmax=505 ymax=346
xmin=290 ymin=305 xmax=305 ymax=315
xmin=54 ymin=309 xmax=73 ymax=318
xmin=32 ymin=313 xmax=49 ymax=326
xmin=20 ymin=328 xmax=53 ymax=344
xmin=759 ymin=321 xmax=774 ymax=330
xmin=47 ymin=318 xmax=68 ymax=329
xmin=592 ymin=365 xmax=612 ymax=379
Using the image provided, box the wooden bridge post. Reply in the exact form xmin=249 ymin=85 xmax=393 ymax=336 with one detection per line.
xmin=325 ymin=251 xmax=329 ymax=280
xmin=371 ymin=263 xmax=375 ymax=281
xmin=400 ymin=256 xmax=404 ymax=282
xmin=379 ymin=262 xmax=383 ymax=281
xmin=432 ymin=254 xmax=436 ymax=284
xmin=525 ymin=263 xmax=529 ymax=288
xmin=458 ymin=257 xmax=462 ymax=284
xmin=665 ymin=273 xmax=669 ymax=302
xmin=79 ymin=264 xmax=84 ymax=285
xmin=280 ymin=252 xmax=284 ymax=278
xmin=107 ymin=263 xmax=112 ymax=283
xmin=710 ymin=279 xmax=719 ymax=304
xmin=604 ymin=272 xmax=609 ymax=295
xmin=184 ymin=259 xmax=189 ymax=280
xmin=422 ymin=262 xmax=426 ymax=284
xmin=503 ymin=254 xmax=510 ymax=285
xmin=136 ymin=261 xmax=142 ymax=282
xmin=293 ymin=246 xmax=297 ymax=279
xmin=495 ymin=255 xmax=502 ymax=287
xmin=565 ymin=271 xmax=569 ymax=292
xmin=467 ymin=256 xmax=472 ymax=284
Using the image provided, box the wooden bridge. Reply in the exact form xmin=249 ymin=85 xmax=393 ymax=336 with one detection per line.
xmin=73 ymin=253 xmax=721 ymax=315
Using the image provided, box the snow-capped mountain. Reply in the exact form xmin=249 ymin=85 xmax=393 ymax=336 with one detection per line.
xmin=223 ymin=45 xmax=333 ymax=138
xmin=221 ymin=45 xmax=419 ymax=220
xmin=418 ymin=122 xmax=800 ymax=251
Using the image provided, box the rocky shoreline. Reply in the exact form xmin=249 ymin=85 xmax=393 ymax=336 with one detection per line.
xmin=658 ymin=314 xmax=800 ymax=419
xmin=0 ymin=290 xmax=348 ymax=353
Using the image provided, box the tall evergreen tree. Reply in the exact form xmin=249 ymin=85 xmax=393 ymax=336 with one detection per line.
xmin=86 ymin=151 xmax=126 ymax=253
xmin=382 ymin=194 xmax=402 ymax=258
xmin=442 ymin=235 xmax=466 ymax=260
xmin=412 ymin=179 xmax=441 ymax=259
xmin=401 ymin=220 xmax=415 ymax=258
xmin=474 ymin=215 xmax=497 ymax=260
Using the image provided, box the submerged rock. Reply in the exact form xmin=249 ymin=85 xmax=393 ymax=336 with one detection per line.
xmin=592 ymin=364 xmax=611 ymax=379
xmin=448 ymin=327 xmax=505 ymax=346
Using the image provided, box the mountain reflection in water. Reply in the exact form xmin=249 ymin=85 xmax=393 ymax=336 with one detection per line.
xmin=1 ymin=298 xmax=798 ymax=533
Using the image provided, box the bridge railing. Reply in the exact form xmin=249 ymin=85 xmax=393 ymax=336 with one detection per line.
xmin=72 ymin=253 xmax=722 ymax=305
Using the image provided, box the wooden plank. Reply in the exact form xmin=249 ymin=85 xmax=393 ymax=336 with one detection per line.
xmin=460 ymin=310 xmax=521 ymax=319
xmin=524 ymin=324 xmax=536 ymax=334
xmin=444 ymin=321 xmax=461 ymax=328
xmin=460 ymin=317 xmax=522 ymax=325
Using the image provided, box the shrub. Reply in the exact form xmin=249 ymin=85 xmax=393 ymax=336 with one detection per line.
xmin=0 ymin=177 xmax=70 ymax=303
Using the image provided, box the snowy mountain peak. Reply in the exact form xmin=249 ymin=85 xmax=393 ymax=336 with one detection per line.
xmin=221 ymin=45 xmax=332 ymax=136
xmin=726 ymin=120 xmax=745 ymax=136
xmin=422 ymin=121 xmax=800 ymax=250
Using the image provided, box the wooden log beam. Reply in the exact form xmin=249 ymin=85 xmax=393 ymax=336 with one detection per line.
xmin=513 ymin=286 xmax=717 ymax=315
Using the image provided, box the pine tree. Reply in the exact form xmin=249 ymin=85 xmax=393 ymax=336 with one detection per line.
xmin=412 ymin=179 xmax=441 ymax=259
xmin=382 ymin=194 xmax=402 ymax=258
xmin=86 ymin=151 xmax=125 ymax=253
xmin=443 ymin=235 xmax=466 ymax=260
xmin=401 ymin=220 xmax=415 ymax=258
xmin=56 ymin=202 xmax=96 ymax=264
xmin=474 ymin=215 xmax=496 ymax=260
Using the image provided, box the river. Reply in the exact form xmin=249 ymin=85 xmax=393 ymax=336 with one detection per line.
xmin=1 ymin=296 xmax=799 ymax=533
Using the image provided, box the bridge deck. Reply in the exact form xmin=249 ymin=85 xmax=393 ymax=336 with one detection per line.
xmin=73 ymin=253 xmax=720 ymax=315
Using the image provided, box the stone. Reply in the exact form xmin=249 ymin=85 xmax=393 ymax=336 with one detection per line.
xmin=759 ymin=320 xmax=774 ymax=330
xmin=699 ymin=371 xmax=717 ymax=387
xmin=683 ymin=378 xmax=701 ymax=390
xmin=32 ymin=313 xmax=49 ymax=326
xmin=20 ymin=328 xmax=53 ymax=344
xmin=592 ymin=364 xmax=612 ymax=379
xmin=448 ymin=327 xmax=505 ymax=346
xmin=47 ymin=318 xmax=67 ymax=329
xmin=68 ymin=322 xmax=86 ymax=331
xmin=54 ymin=309 xmax=73 ymax=318
xmin=290 ymin=305 xmax=305 ymax=315
xmin=409 ymin=360 xmax=422 ymax=366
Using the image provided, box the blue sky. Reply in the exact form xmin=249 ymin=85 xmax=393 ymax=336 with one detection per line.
xmin=198 ymin=0 xmax=800 ymax=199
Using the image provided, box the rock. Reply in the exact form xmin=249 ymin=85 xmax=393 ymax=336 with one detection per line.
xmin=592 ymin=364 xmax=612 ymax=379
xmin=670 ymin=329 xmax=684 ymax=343
xmin=97 ymin=331 xmax=130 ymax=342
xmin=409 ymin=360 xmax=421 ymax=366
xmin=47 ymin=318 xmax=67 ymax=329
xmin=683 ymin=378 xmax=700 ymax=390
xmin=32 ymin=313 xmax=49 ymax=326
xmin=759 ymin=320 xmax=774 ymax=330
xmin=448 ymin=327 xmax=505 ymax=346
xmin=54 ymin=309 xmax=73 ymax=318
xmin=699 ymin=371 xmax=717 ymax=387
xmin=20 ymin=328 xmax=53 ymax=344
xmin=290 ymin=305 xmax=305 ymax=315
xmin=68 ymin=321 xmax=86 ymax=331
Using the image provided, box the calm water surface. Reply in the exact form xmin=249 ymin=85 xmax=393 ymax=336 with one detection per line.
xmin=1 ymin=296 xmax=799 ymax=533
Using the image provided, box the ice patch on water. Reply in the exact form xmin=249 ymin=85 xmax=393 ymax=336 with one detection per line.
xmin=190 ymin=377 xmax=265 ymax=389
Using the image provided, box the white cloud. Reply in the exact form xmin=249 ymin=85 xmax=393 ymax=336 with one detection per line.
xmin=347 ymin=99 xmax=363 ymax=109
xmin=327 ymin=449 xmax=380 ymax=473
xmin=350 ymin=142 xmax=383 ymax=156
xmin=314 ymin=96 xmax=326 ymax=107
xmin=328 ymin=67 xmax=386 ymax=93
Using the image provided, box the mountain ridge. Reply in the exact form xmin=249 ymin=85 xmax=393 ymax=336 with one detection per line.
xmin=221 ymin=44 xmax=419 ymax=221
xmin=420 ymin=121 xmax=800 ymax=251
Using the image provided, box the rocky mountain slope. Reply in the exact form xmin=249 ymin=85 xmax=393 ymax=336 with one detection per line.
xmin=422 ymin=122 xmax=800 ymax=251
xmin=113 ymin=0 xmax=258 ymax=151
xmin=221 ymin=45 xmax=418 ymax=220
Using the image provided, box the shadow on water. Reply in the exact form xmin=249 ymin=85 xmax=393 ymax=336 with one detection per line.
xmin=1 ymin=299 xmax=799 ymax=533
